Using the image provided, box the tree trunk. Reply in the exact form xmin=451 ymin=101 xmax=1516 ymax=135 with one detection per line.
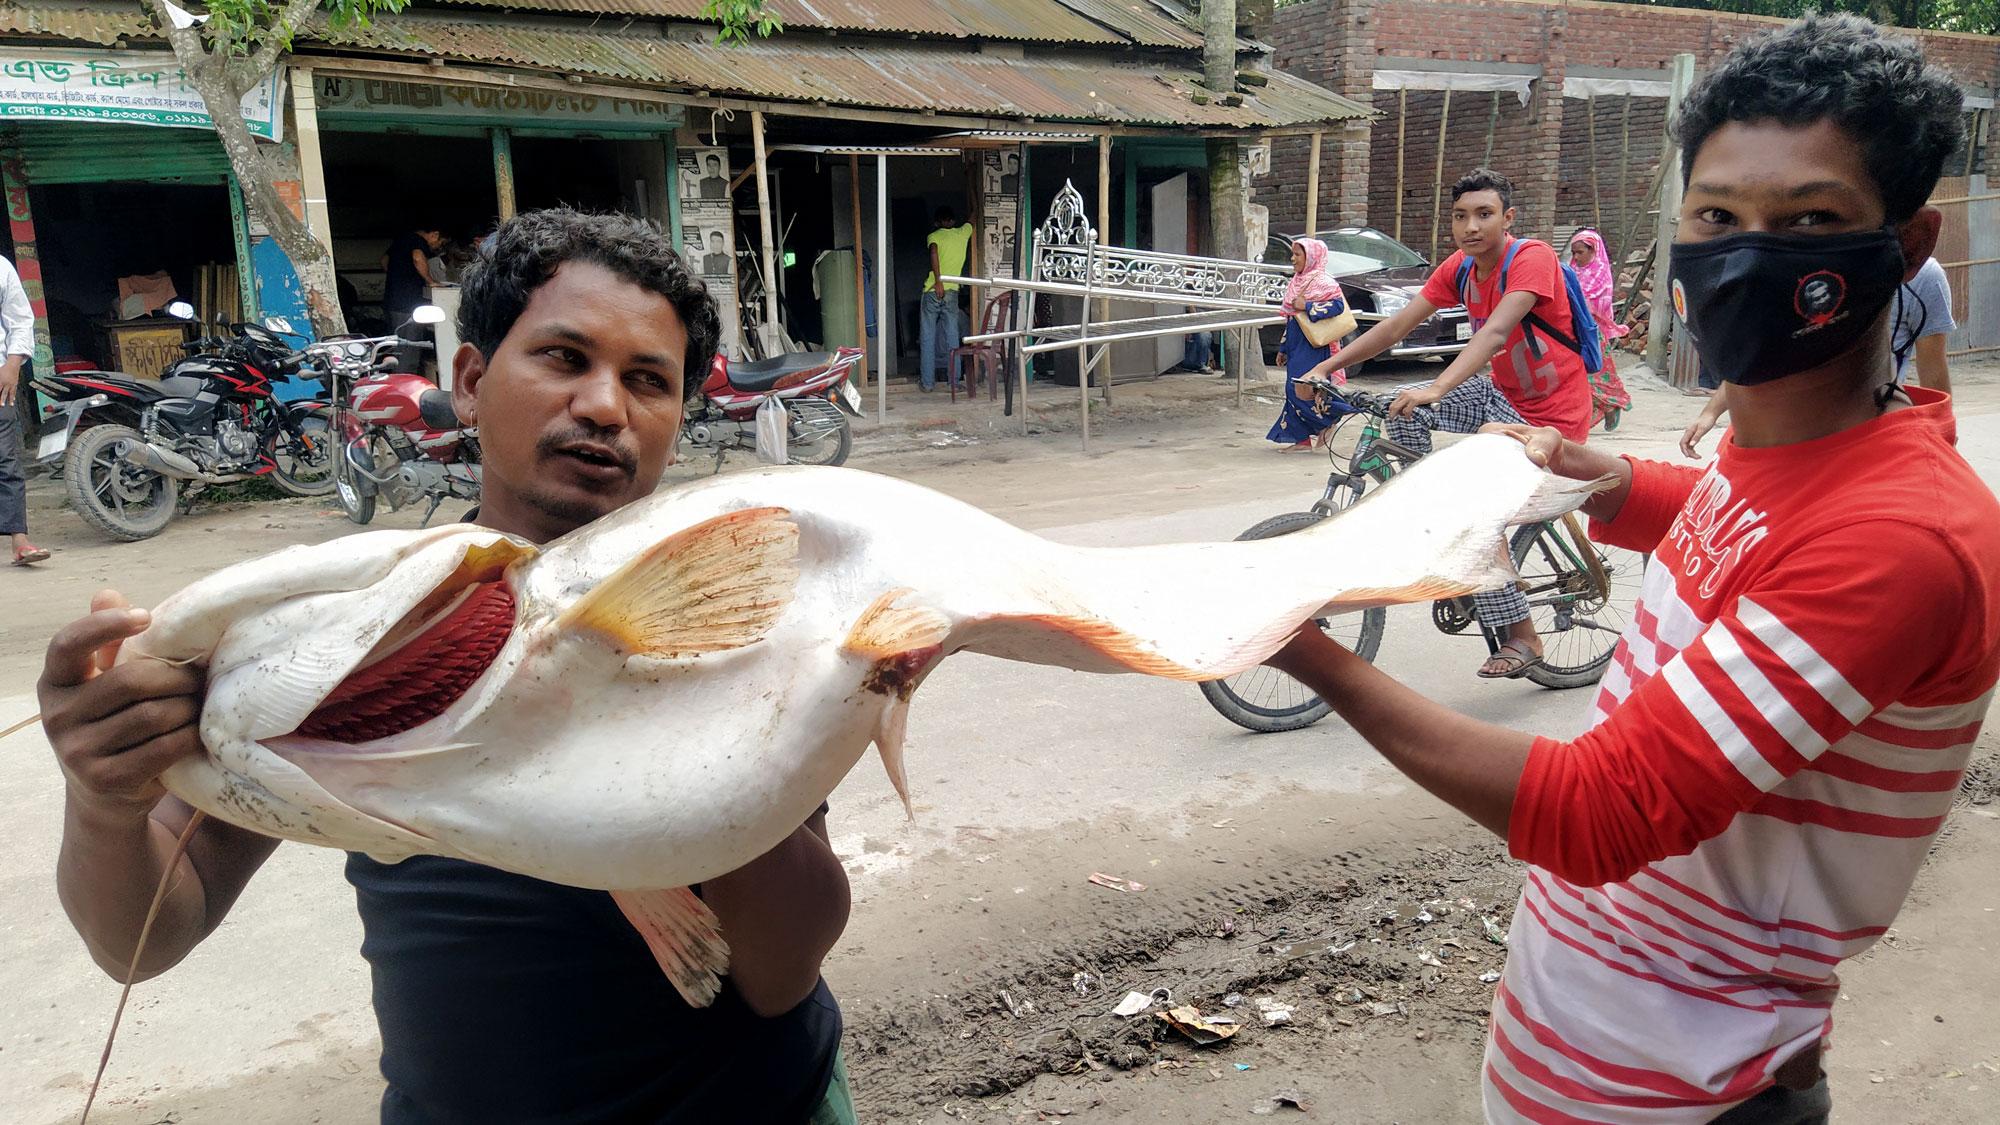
xmin=1202 ymin=0 xmax=1236 ymax=95
xmin=154 ymin=13 xmax=347 ymax=337
xmin=1207 ymin=136 xmax=1246 ymax=382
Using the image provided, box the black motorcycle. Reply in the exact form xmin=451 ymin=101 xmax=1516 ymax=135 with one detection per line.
xmin=31 ymin=309 xmax=336 ymax=540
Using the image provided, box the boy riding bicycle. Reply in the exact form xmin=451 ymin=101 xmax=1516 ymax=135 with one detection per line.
xmin=1305 ymin=169 xmax=1594 ymax=680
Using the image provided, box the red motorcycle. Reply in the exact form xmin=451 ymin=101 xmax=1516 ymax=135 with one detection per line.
xmin=682 ymin=348 xmax=864 ymax=471
xmin=316 ymin=308 xmax=481 ymax=526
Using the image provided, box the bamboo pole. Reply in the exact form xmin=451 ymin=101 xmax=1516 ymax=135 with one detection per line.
xmin=1482 ymin=90 xmax=1500 ymax=168
xmin=1304 ymin=130 xmax=1323 ymax=233
xmin=1428 ymin=89 xmax=1454 ymax=264
xmin=875 ymin=152 xmax=889 ymax=424
xmin=750 ymin=111 xmax=781 ymax=342
xmin=1647 ymin=55 xmax=1696 ymax=372
xmin=848 ymin=154 xmax=869 ymax=393
xmin=1587 ymin=94 xmax=1602 ymax=236
xmin=1393 ymin=88 xmax=1408 ymax=241
xmin=1618 ymin=96 xmax=1632 ymax=257
xmin=1098 ymin=133 xmax=1113 ymax=405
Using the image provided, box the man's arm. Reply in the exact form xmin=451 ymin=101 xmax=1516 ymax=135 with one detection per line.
xmin=1681 ymin=385 xmax=1731 ymax=459
xmin=43 ymin=594 xmax=278 ymax=981
xmin=700 ymin=806 xmax=850 ymax=1018
xmin=412 ymin=249 xmax=437 ymax=288
xmin=929 ymin=243 xmax=944 ymax=296
xmin=1913 ymin=335 xmax=1951 ymax=397
xmin=1387 ymin=288 xmax=1539 ymax=418
xmin=1305 ymin=296 xmax=1438 ymax=379
xmin=1 ymin=260 xmax=33 ymax=406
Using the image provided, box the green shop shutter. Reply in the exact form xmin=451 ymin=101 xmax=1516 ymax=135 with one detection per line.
xmin=6 ymin=122 xmax=231 ymax=185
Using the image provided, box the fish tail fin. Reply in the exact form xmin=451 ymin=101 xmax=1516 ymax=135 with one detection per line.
xmin=562 ymin=507 xmax=799 ymax=658
xmin=1510 ymin=471 xmax=1620 ymax=527
xmin=610 ymin=887 xmax=731 ymax=1008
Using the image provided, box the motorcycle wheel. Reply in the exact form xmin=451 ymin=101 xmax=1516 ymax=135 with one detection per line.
xmin=266 ymin=408 xmax=338 ymax=497
xmin=64 ymin=424 xmax=179 ymax=541
xmin=786 ymin=397 xmax=852 ymax=467
xmin=334 ymin=431 xmax=395 ymax=525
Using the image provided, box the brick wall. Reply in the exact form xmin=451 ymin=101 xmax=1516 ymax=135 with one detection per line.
xmin=1260 ymin=0 xmax=2000 ymax=259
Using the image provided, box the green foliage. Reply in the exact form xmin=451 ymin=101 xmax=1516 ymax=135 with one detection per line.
xmin=194 ymin=0 xmax=409 ymax=59
xmin=1600 ymin=0 xmax=1998 ymax=35
xmin=701 ymin=0 xmax=783 ymax=46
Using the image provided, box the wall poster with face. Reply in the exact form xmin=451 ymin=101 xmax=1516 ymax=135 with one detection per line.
xmin=678 ymin=146 xmax=742 ymax=358
xmin=979 ymin=147 xmax=1022 ymax=281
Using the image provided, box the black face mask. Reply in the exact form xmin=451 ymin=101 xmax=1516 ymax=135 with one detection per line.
xmin=1668 ymin=227 xmax=1906 ymax=386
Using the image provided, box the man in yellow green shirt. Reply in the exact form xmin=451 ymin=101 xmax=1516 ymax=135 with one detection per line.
xmin=921 ymin=207 xmax=974 ymax=391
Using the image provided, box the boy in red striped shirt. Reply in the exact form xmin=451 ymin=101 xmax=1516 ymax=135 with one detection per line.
xmin=1271 ymin=15 xmax=1998 ymax=1123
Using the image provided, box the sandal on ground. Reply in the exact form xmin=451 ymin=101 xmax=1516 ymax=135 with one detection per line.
xmin=1477 ymin=640 xmax=1543 ymax=680
xmin=12 ymin=544 xmax=51 ymax=566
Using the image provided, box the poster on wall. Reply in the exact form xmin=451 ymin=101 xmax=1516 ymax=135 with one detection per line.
xmin=677 ymin=146 xmax=741 ymax=358
xmin=979 ymin=148 xmax=1021 ymax=279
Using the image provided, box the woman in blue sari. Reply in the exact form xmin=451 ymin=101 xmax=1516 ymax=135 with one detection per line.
xmin=1266 ymin=238 xmax=1351 ymax=450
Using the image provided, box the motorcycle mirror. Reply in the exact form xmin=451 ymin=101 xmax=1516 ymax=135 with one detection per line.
xmin=409 ymin=305 xmax=447 ymax=326
xmin=166 ymin=301 xmax=196 ymax=320
xmin=265 ymin=316 xmax=296 ymax=334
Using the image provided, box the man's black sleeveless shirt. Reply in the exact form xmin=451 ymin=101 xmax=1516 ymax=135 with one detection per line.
xmin=345 ymin=852 xmax=841 ymax=1123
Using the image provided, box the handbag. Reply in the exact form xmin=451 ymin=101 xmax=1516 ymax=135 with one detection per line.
xmin=1295 ymin=294 xmax=1357 ymax=349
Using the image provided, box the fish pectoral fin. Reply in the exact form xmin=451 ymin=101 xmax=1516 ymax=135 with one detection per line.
xmin=561 ymin=507 xmax=799 ymax=658
xmin=610 ymin=887 xmax=732 ymax=1009
xmin=874 ymin=700 xmax=915 ymax=821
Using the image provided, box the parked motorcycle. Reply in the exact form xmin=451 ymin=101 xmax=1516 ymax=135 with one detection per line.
xmin=31 ymin=303 xmax=336 ymax=541
xmin=317 ymin=306 xmax=482 ymax=527
xmin=682 ymin=347 xmax=864 ymax=471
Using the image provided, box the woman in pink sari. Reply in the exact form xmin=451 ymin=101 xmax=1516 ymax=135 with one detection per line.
xmin=1266 ymin=238 xmax=1352 ymax=450
xmin=1567 ymin=229 xmax=1631 ymax=431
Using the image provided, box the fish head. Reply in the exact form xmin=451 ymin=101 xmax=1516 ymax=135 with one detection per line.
xmin=131 ymin=525 xmax=539 ymax=855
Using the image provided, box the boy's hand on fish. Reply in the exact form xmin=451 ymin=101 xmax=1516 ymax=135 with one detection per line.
xmin=39 ymin=591 xmax=207 ymax=822
xmin=1479 ymin=422 xmax=1563 ymax=470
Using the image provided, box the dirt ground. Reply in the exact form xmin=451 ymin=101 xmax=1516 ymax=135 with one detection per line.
xmin=7 ymin=357 xmax=2000 ymax=1124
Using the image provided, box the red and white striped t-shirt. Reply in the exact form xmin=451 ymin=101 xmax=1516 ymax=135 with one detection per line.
xmin=1489 ymin=387 xmax=2000 ymax=1123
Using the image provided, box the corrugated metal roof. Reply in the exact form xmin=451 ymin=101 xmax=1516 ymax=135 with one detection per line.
xmin=423 ymin=0 xmax=1132 ymax=46
xmin=0 ymin=4 xmax=149 ymax=47
xmin=315 ymin=17 xmax=1370 ymax=127
xmin=1048 ymin=0 xmax=1203 ymax=50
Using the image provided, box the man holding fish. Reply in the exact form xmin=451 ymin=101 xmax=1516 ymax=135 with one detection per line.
xmin=39 ymin=211 xmax=856 ymax=1122
xmin=1273 ymin=16 xmax=2000 ymax=1123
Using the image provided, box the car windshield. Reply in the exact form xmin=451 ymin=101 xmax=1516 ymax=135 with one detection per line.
xmin=1320 ymin=250 xmax=1385 ymax=277
xmin=1318 ymin=229 xmax=1428 ymax=271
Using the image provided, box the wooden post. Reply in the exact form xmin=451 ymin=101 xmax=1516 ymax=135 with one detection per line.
xmin=1304 ymin=130 xmax=1323 ymax=234
xmin=1482 ymin=90 xmax=1500 ymax=168
xmin=287 ymin=69 xmax=335 ymax=256
xmin=491 ymin=127 xmax=517 ymax=221
xmin=1097 ymin=133 xmax=1112 ymax=405
xmin=1428 ymin=89 xmax=1454 ymax=264
xmin=848 ymin=154 xmax=869 ymax=393
xmin=750 ymin=110 xmax=781 ymax=339
xmin=1618 ymin=96 xmax=1633 ymax=258
xmin=1393 ymin=88 xmax=1408 ymax=241
xmin=876 ymin=152 xmax=890 ymax=424
xmin=1647 ymin=54 xmax=1696 ymax=372
xmin=0 ymin=142 xmax=53 ymax=371
xmin=1587 ymin=94 xmax=1602 ymax=236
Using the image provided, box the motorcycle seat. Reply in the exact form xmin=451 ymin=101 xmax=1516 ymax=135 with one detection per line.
xmin=418 ymin=388 xmax=463 ymax=430
xmin=725 ymin=352 xmax=829 ymax=392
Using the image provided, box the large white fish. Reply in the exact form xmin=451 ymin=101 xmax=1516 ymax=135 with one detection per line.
xmin=126 ymin=434 xmax=1603 ymax=1004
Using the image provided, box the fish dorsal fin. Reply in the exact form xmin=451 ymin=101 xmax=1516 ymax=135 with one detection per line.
xmin=560 ymin=507 xmax=799 ymax=657
xmin=610 ymin=887 xmax=731 ymax=1008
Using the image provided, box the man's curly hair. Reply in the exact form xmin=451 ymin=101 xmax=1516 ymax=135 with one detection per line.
xmin=1673 ymin=13 xmax=1964 ymax=223
xmin=457 ymin=208 xmax=721 ymax=380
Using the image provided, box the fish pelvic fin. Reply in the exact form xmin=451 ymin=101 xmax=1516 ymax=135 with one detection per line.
xmin=843 ymin=588 xmax=952 ymax=661
xmin=874 ymin=700 xmax=915 ymax=821
xmin=561 ymin=507 xmax=799 ymax=658
xmin=610 ymin=887 xmax=731 ymax=1009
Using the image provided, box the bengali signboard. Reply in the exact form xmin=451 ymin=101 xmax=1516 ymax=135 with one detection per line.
xmin=313 ymin=75 xmax=678 ymax=129
xmin=0 ymin=50 xmax=283 ymax=141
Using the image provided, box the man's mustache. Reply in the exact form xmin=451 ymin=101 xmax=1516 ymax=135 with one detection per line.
xmin=539 ymin=426 xmax=639 ymax=477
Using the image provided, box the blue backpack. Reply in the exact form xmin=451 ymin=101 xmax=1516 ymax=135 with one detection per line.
xmin=1455 ymin=238 xmax=1604 ymax=374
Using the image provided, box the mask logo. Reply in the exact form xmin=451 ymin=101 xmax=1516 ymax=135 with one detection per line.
xmin=1794 ymin=270 xmax=1847 ymax=330
xmin=1671 ymin=278 xmax=1687 ymax=321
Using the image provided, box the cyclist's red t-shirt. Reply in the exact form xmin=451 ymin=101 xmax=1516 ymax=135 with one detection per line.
xmin=1420 ymin=238 xmax=1593 ymax=441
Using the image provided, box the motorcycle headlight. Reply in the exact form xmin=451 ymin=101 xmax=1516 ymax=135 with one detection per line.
xmin=1374 ymin=290 xmax=1411 ymax=317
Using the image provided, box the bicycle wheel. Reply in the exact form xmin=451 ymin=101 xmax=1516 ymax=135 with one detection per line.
xmin=1199 ymin=511 xmax=1387 ymax=733
xmin=1510 ymin=517 xmax=1645 ymax=690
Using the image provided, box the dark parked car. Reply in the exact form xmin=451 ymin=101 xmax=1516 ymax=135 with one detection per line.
xmin=1260 ymin=227 xmax=1472 ymax=371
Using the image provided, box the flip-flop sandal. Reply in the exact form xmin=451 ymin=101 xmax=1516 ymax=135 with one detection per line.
xmin=12 ymin=546 xmax=51 ymax=566
xmin=1477 ymin=640 xmax=1544 ymax=680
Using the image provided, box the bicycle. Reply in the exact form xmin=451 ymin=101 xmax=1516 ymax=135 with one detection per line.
xmin=1200 ymin=379 xmax=1645 ymax=733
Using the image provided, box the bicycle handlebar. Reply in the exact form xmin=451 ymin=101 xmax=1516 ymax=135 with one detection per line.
xmin=1298 ymin=377 xmax=1393 ymax=417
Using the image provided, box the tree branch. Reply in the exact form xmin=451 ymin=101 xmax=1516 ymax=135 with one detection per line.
xmin=247 ymin=0 xmax=325 ymax=84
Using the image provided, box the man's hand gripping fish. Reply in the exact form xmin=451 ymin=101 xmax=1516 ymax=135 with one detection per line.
xmin=124 ymin=434 xmax=1606 ymax=1006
